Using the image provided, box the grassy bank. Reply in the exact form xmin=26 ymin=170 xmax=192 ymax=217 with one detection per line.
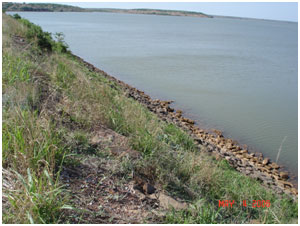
xmin=2 ymin=13 xmax=297 ymax=224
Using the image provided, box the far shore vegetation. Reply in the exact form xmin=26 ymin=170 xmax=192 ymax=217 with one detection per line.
xmin=2 ymin=2 xmax=212 ymax=18
xmin=2 ymin=13 xmax=297 ymax=223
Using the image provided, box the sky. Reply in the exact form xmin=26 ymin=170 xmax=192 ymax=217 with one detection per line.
xmin=58 ymin=2 xmax=298 ymax=22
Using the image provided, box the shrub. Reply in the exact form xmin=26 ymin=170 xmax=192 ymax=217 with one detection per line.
xmin=13 ymin=13 xmax=21 ymax=20
xmin=53 ymin=32 xmax=69 ymax=53
xmin=12 ymin=16 xmax=68 ymax=53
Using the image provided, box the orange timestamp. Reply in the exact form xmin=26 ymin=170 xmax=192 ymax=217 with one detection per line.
xmin=218 ymin=200 xmax=271 ymax=208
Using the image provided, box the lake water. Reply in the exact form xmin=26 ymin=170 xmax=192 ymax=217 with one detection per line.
xmin=11 ymin=12 xmax=298 ymax=177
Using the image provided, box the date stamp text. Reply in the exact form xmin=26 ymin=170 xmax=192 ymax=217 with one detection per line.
xmin=218 ymin=200 xmax=271 ymax=208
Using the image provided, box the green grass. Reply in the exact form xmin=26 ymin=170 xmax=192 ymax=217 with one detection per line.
xmin=2 ymin=107 xmax=68 ymax=223
xmin=2 ymin=13 xmax=297 ymax=224
xmin=2 ymin=53 xmax=32 ymax=85
xmin=2 ymin=14 xmax=70 ymax=223
xmin=165 ymin=202 xmax=222 ymax=224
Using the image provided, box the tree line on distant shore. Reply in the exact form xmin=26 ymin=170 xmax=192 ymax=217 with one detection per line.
xmin=2 ymin=2 xmax=212 ymax=18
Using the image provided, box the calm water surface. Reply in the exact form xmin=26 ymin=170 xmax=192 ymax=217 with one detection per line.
xmin=12 ymin=12 xmax=298 ymax=176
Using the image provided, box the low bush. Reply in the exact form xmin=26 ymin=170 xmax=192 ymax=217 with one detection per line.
xmin=12 ymin=13 xmax=68 ymax=53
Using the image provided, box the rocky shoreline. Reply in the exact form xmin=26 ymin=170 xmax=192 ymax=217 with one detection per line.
xmin=73 ymin=54 xmax=298 ymax=199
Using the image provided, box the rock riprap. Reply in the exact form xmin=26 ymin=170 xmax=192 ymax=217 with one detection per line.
xmin=74 ymin=54 xmax=298 ymax=199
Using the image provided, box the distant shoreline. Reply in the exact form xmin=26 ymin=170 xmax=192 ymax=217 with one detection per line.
xmin=213 ymin=14 xmax=297 ymax=23
xmin=4 ymin=3 xmax=297 ymax=23
xmin=2 ymin=3 xmax=212 ymax=18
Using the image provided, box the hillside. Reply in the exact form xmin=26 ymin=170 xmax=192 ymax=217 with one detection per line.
xmin=2 ymin=13 xmax=297 ymax=224
xmin=87 ymin=8 xmax=212 ymax=18
xmin=2 ymin=2 xmax=85 ymax=12
xmin=2 ymin=2 xmax=212 ymax=18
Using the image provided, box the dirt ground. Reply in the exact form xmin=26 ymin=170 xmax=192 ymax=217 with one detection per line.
xmin=59 ymin=125 xmax=185 ymax=223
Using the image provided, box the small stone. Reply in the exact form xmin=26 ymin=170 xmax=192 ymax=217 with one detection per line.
xmin=213 ymin=153 xmax=222 ymax=161
xmin=158 ymin=193 xmax=187 ymax=210
xmin=246 ymin=166 xmax=253 ymax=171
xmin=245 ymin=170 xmax=251 ymax=175
xmin=134 ymin=189 xmax=146 ymax=200
xmin=143 ymin=183 xmax=156 ymax=194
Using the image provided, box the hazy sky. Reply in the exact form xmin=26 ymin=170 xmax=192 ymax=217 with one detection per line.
xmin=60 ymin=2 xmax=298 ymax=22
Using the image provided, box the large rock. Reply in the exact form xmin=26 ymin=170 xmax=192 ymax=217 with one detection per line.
xmin=270 ymin=162 xmax=280 ymax=169
xmin=290 ymin=188 xmax=298 ymax=195
xmin=240 ymin=150 xmax=248 ymax=154
xmin=277 ymin=180 xmax=293 ymax=188
xmin=265 ymin=165 xmax=273 ymax=170
xmin=226 ymin=143 xmax=234 ymax=150
xmin=213 ymin=129 xmax=223 ymax=137
xmin=279 ymin=172 xmax=289 ymax=180
xmin=142 ymin=183 xmax=156 ymax=194
xmin=262 ymin=158 xmax=269 ymax=165
xmin=272 ymin=174 xmax=279 ymax=181
xmin=243 ymin=153 xmax=251 ymax=159
xmin=149 ymin=193 xmax=187 ymax=210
